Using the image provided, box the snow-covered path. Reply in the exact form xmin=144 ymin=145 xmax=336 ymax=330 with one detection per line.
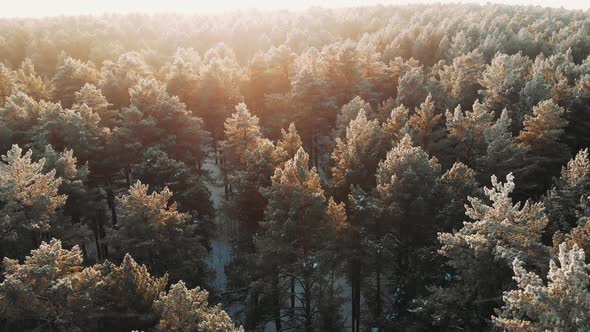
xmin=203 ymin=147 xmax=234 ymax=291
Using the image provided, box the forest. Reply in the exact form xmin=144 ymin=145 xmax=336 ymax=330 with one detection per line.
xmin=0 ymin=3 xmax=590 ymax=331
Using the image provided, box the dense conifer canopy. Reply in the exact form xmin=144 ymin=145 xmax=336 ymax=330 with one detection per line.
xmin=0 ymin=3 xmax=590 ymax=331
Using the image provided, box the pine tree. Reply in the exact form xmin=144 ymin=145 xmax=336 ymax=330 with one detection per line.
xmin=99 ymin=52 xmax=152 ymax=110
xmin=291 ymin=53 xmax=336 ymax=167
xmin=133 ymin=147 xmax=213 ymax=218
xmin=517 ymin=72 xmax=551 ymax=127
xmin=320 ymin=41 xmax=367 ymax=107
xmin=242 ymin=45 xmax=294 ymax=132
xmin=438 ymin=50 xmax=485 ymax=108
xmin=331 ymin=109 xmax=384 ymax=199
xmin=544 ymin=149 xmax=590 ymax=233
xmin=224 ymin=138 xmax=288 ymax=329
xmin=0 ymin=63 xmax=15 ymax=107
xmin=195 ymin=55 xmax=244 ymax=148
xmin=109 ymin=181 xmax=210 ymax=286
xmin=408 ymin=94 xmax=444 ymax=155
xmin=493 ymin=243 xmax=590 ymax=332
xmin=39 ymin=146 xmax=95 ymax=253
xmin=356 ymin=40 xmax=394 ymax=105
xmin=553 ymin=197 xmax=590 ymax=257
xmin=432 ymin=173 xmax=548 ymax=329
xmin=376 ymin=135 xmax=441 ymax=314
xmin=154 ymin=281 xmax=243 ymax=332
xmin=277 ymin=122 xmax=303 ymax=159
xmin=33 ymin=103 xmax=111 ymax=167
xmin=51 ymin=57 xmax=101 ymax=109
xmin=0 ymin=239 xmax=240 ymax=331
xmin=221 ymin=103 xmax=262 ymax=174
xmin=396 ymin=65 xmax=427 ymax=110
xmin=334 ymin=96 xmax=373 ymax=140
xmin=517 ymin=100 xmax=568 ymax=149
xmin=0 ymin=92 xmax=56 ymax=152
xmin=14 ymin=58 xmax=52 ymax=102
xmin=477 ymin=108 xmax=526 ymax=183
xmin=165 ymin=48 xmax=201 ymax=114
xmin=74 ymin=83 xmax=116 ymax=128
xmin=118 ymin=78 xmax=208 ymax=169
xmin=349 ymin=135 xmax=441 ymax=326
xmin=232 ymin=138 xmax=287 ymax=239
xmin=435 ymin=162 xmax=480 ymax=231
xmin=254 ymin=147 xmax=335 ymax=331
xmin=382 ymin=104 xmax=410 ymax=144
xmin=565 ymin=74 xmax=590 ymax=151
xmin=516 ymin=99 xmax=570 ymax=196
xmin=530 ymin=50 xmax=577 ymax=109
xmin=479 ymin=52 xmax=532 ymax=116
xmin=445 ymin=100 xmax=494 ymax=167
xmin=0 ymin=239 xmax=91 ymax=328
xmin=0 ymin=145 xmax=66 ymax=254
xmin=440 ymin=173 xmax=548 ymax=263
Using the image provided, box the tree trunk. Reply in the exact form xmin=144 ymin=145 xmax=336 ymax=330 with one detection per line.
xmin=375 ymin=251 xmax=382 ymax=321
xmin=304 ymin=269 xmax=312 ymax=332
xmin=351 ymin=256 xmax=361 ymax=332
xmin=290 ymin=276 xmax=296 ymax=318
xmin=124 ymin=166 xmax=131 ymax=188
xmin=313 ymin=131 xmax=319 ymax=169
xmin=272 ymin=273 xmax=282 ymax=332
xmin=224 ymin=172 xmax=229 ymax=200
xmin=104 ymin=178 xmax=118 ymax=226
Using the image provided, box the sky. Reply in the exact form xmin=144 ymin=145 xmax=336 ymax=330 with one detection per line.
xmin=1 ymin=0 xmax=587 ymax=18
